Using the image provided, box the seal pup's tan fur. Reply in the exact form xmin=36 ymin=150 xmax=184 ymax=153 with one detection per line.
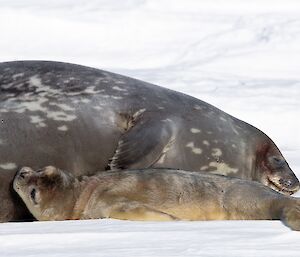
xmin=13 ymin=166 xmax=300 ymax=230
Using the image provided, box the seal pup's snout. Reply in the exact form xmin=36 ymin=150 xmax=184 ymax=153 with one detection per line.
xmin=14 ymin=167 xmax=35 ymax=191
xmin=17 ymin=167 xmax=34 ymax=179
xmin=13 ymin=167 xmax=33 ymax=193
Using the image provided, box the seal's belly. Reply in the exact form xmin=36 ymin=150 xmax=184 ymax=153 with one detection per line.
xmin=162 ymin=204 xmax=228 ymax=221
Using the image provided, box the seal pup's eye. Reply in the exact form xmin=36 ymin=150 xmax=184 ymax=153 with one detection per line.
xmin=30 ymin=188 xmax=38 ymax=205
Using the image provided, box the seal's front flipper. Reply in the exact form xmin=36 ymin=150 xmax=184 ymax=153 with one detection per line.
xmin=110 ymin=202 xmax=178 ymax=221
xmin=282 ymin=203 xmax=300 ymax=231
xmin=110 ymin=117 xmax=177 ymax=170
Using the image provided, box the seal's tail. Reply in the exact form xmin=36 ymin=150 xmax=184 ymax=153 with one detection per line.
xmin=281 ymin=203 xmax=300 ymax=231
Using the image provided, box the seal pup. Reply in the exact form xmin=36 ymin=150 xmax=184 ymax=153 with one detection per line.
xmin=0 ymin=61 xmax=298 ymax=222
xmin=13 ymin=166 xmax=300 ymax=230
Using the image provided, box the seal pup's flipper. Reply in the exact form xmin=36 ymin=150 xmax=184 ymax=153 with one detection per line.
xmin=282 ymin=204 xmax=300 ymax=231
xmin=110 ymin=118 xmax=177 ymax=170
xmin=110 ymin=203 xmax=178 ymax=221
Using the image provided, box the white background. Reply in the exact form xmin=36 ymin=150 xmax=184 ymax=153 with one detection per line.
xmin=0 ymin=1 xmax=300 ymax=256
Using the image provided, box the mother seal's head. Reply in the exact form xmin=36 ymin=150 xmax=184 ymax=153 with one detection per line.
xmin=255 ymin=142 xmax=299 ymax=195
xmin=13 ymin=166 xmax=77 ymax=221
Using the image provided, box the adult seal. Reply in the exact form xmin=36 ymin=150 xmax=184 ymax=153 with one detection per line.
xmin=14 ymin=166 xmax=300 ymax=231
xmin=0 ymin=61 xmax=299 ymax=221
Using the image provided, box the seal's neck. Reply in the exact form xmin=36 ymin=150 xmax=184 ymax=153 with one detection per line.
xmin=71 ymin=177 xmax=100 ymax=220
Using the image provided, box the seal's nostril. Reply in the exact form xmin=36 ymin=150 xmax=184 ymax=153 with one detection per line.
xmin=280 ymin=178 xmax=294 ymax=188
xmin=286 ymin=180 xmax=293 ymax=187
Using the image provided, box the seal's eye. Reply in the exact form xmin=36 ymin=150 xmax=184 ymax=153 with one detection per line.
xmin=30 ymin=188 xmax=38 ymax=205
xmin=270 ymin=156 xmax=285 ymax=168
xmin=273 ymin=157 xmax=281 ymax=163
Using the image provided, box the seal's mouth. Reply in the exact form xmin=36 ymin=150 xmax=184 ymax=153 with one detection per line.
xmin=266 ymin=176 xmax=300 ymax=195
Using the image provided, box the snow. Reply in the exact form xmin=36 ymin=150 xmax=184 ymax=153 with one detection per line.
xmin=2 ymin=220 xmax=300 ymax=257
xmin=0 ymin=0 xmax=300 ymax=256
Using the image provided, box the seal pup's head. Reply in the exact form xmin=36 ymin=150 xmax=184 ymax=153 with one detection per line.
xmin=13 ymin=166 xmax=78 ymax=221
xmin=256 ymin=142 xmax=299 ymax=195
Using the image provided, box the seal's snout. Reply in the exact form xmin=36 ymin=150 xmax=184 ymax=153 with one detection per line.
xmin=274 ymin=175 xmax=300 ymax=195
xmin=266 ymin=172 xmax=300 ymax=195
xmin=280 ymin=176 xmax=300 ymax=193
xmin=13 ymin=167 xmax=33 ymax=192
xmin=280 ymin=178 xmax=295 ymax=188
xmin=18 ymin=167 xmax=34 ymax=179
xmin=19 ymin=170 xmax=28 ymax=179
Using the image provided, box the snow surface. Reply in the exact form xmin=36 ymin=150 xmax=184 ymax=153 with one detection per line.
xmin=0 ymin=0 xmax=300 ymax=256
